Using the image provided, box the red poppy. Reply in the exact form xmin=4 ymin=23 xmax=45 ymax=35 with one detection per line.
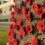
xmin=9 ymin=28 xmax=17 ymax=45
xmin=9 ymin=31 xmax=14 ymax=44
xmin=42 ymin=3 xmax=45 ymax=13
xmin=10 ymin=17 xmax=14 ymax=21
xmin=22 ymin=6 xmax=26 ymax=16
xmin=25 ymin=13 xmax=30 ymax=22
xmin=13 ymin=7 xmax=19 ymax=15
xmin=10 ymin=11 xmax=14 ymax=18
xmin=25 ymin=10 xmax=31 ymax=22
xmin=42 ymin=7 xmax=45 ymax=13
xmin=17 ymin=18 xmax=23 ymax=25
xmin=26 ymin=24 xmax=32 ymax=35
xmin=36 ymin=7 xmax=42 ymax=18
xmin=9 ymin=30 xmax=14 ymax=36
xmin=9 ymin=38 xmax=17 ymax=45
xmin=13 ymin=23 xmax=18 ymax=30
xmin=31 ymin=36 xmax=39 ymax=45
xmin=9 ymin=24 xmax=14 ymax=31
xmin=11 ymin=17 xmax=16 ymax=23
xmin=37 ymin=13 xmax=42 ymax=19
xmin=13 ymin=39 xmax=17 ymax=45
xmin=36 ymin=20 xmax=45 ymax=32
xmin=32 ymin=3 xmax=38 ymax=13
xmin=18 ymin=27 xmax=25 ymax=37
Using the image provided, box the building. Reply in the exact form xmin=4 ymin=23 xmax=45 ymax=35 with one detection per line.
xmin=0 ymin=0 xmax=14 ymax=16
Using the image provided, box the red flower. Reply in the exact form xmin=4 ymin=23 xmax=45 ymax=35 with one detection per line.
xmin=10 ymin=17 xmax=16 ymax=22
xmin=31 ymin=36 xmax=39 ymax=45
xmin=9 ymin=24 xmax=14 ymax=31
xmin=9 ymin=38 xmax=17 ymax=45
xmin=18 ymin=27 xmax=25 ymax=37
xmin=42 ymin=3 xmax=45 ymax=13
xmin=13 ymin=39 xmax=17 ymax=45
xmin=42 ymin=7 xmax=45 ymax=13
xmin=36 ymin=20 xmax=45 ymax=32
xmin=22 ymin=6 xmax=26 ymax=16
xmin=17 ymin=18 xmax=23 ymax=25
xmin=10 ymin=11 xmax=14 ymax=18
xmin=36 ymin=8 xmax=42 ymax=18
xmin=13 ymin=23 xmax=18 ymax=30
xmin=25 ymin=13 xmax=30 ymax=22
xmin=13 ymin=7 xmax=19 ymax=15
xmin=32 ymin=3 xmax=38 ymax=13
xmin=25 ymin=11 xmax=31 ymax=22
xmin=37 ymin=13 xmax=42 ymax=19
xmin=26 ymin=24 xmax=32 ymax=35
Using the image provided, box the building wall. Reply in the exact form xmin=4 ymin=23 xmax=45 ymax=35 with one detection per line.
xmin=0 ymin=0 xmax=14 ymax=16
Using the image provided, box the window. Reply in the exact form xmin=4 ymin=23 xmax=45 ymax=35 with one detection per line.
xmin=0 ymin=1 xmax=1 ymax=5
xmin=0 ymin=19 xmax=9 ymax=22
xmin=0 ymin=9 xmax=2 ymax=13
xmin=3 ymin=1 xmax=8 ymax=3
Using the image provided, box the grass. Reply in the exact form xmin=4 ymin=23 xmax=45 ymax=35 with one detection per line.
xmin=0 ymin=28 xmax=8 ymax=45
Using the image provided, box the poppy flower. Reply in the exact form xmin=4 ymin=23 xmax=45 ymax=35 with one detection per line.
xmin=10 ymin=11 xmax=14 ymax=18
xmin=9 ymin=42 xmax=13 ymax=45
xmin=9 ymin=29 xmax=17 ymax=45
xmin=18 ymin=27 xmax=25 ymax=37
xmin=22 ymin=6 xmax=26 ymax=16
xmin=9 ymin=24 xmax=14 ymax=31
xmin=25 ymin=10 xmax=31 ymax=22
xmin=13 ymin=23 xmax=18 ymax=30
xmin=32 ymin=3 xmax=39 ymax=13
xmin=13 ymin=39 xmax=17 ymax=45
xmin=9 ymin=30 xmax=14 ymax=36
xmin=9 ymin=26 xmax=14 ymax=38
xmin=36 ymin=20 xmax=45 ymax=32
xmin=9 ymin=38 xmax=17 ymax=45
xmin=9 ymin=32 xmax=14 ymax=44
xmin=36 ymin=7 xmax=43 ymax=18
xmin=17 ymin=17 xmax=23 ymax=25
xmin=25 ymin=13 xmax=30 ymax=22
xmin=37 ymin=13 xmax=42 ymax=19
xmin=42 ymin=7 xmax=45 ymax=13
xmin=31 ymin=36 xmax=39 ymax=45
xmin=11 ymin=17 xmax=16 ymax=22
xmin=13 ymin=7 xmax=19 ymax=15
xmin=10 ymin=16 xmax=14 ymax=21
xmin=38 ymin=8 xmax=42 ymax=14
xmin=26 ymin=24 xmax=32 ymax=35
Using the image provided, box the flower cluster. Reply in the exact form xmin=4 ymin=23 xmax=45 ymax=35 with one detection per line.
xmin=25 ymin=36 xmax=39 ymax=45
xmin=8 ymin=0 xmax=45 ymax=45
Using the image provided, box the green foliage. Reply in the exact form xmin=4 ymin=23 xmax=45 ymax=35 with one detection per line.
xmin=0 ymin=28 xmax=8 ymax=45
xmin=0 ymin=19 xmax=9 ymax=22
